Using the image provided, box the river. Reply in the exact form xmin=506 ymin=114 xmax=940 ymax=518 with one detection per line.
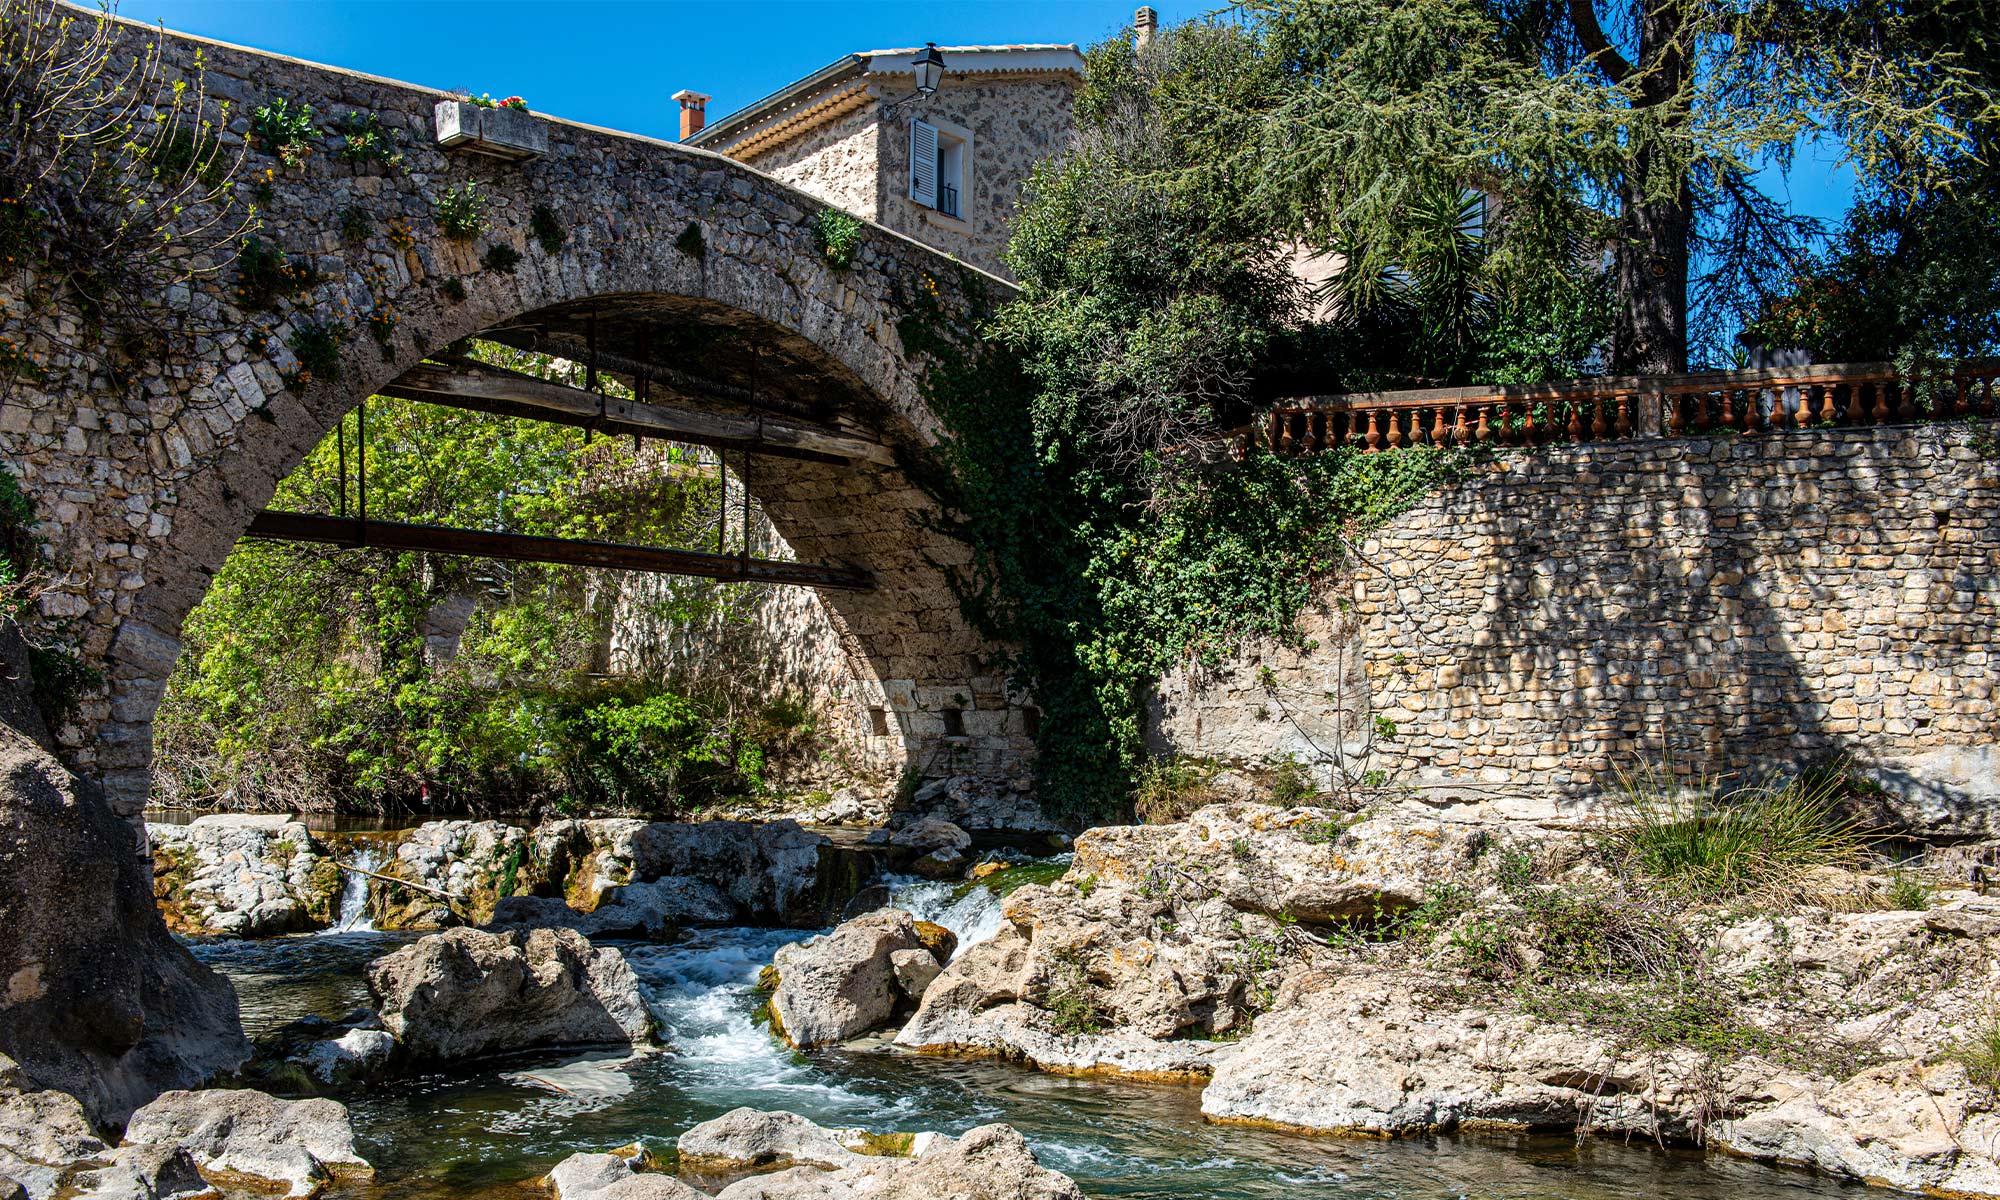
xmin=182 ymin=871 xmax=1865 ymax=1200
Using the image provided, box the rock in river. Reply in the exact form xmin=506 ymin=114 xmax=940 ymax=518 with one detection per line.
xmin=122 ymin=1087 xmax=371 ymax=1197
xmin=678 ymin=1109 xmax=1083 ymax=1200
xmin=149 ymin=815 xmax=339 ymax=937
xmin=0 ymin=723 xmax=248 ymax=1127
xmin=367 ymin=928 xmax=653 ymax=1061
xmin=767 ymin=910 xmax=952 ymax=1049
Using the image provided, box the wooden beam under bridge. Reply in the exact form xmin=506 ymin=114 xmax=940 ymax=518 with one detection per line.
xmin=243 ymin=510 xmax=873 ymax=591
xmin=381 ymin=359 xmax=897 ymax=467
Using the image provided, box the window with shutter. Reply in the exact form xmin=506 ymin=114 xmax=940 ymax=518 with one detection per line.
xmin=909 ymin=118 xmax=938 ymax=209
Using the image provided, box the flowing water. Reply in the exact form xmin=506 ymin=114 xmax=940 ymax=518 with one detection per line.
xmin=184 ymin=872 xmax=1865 ymax=1200
xmin=320 ymin=846 xmax=379 ymax=935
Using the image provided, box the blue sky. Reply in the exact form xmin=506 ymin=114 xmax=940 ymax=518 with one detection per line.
xmin=131 ymin=0 xmax=1852 ymax=224
xmin=130 ymin=1 xmax=1215 ymax=144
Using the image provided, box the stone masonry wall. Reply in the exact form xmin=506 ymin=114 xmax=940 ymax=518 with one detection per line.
xmin=741 ymin=76 xmax=1077 ymax=280
xmin=1152 ymin=423 xmax=2000 ymax=827
xmin=749 ymin=103 xmax=883 ymax=224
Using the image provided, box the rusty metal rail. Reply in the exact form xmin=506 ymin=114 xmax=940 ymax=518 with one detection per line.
xmin=1249 ymin=360 xmax=2000 ymax=456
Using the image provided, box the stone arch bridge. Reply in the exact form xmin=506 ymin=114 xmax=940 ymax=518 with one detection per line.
xmin=0 ymin=13 xmax=1028 ymax=817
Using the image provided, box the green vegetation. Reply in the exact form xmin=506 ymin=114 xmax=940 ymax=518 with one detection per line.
xmin=529 ymin=204 xmax=567 ymax=254
xmin=331 ymin=111 xmax=405 ymax=170
xmin=251 ymin=98 xmax=318 ymax=168
xmin=233 ymin=236 xmax=320 ymax=310
xmin=154 ymin=349 xmax=809 ymax=814
xmin=1949 ymin=1012 xmax=2000 ymax=1094
xmin=481 ymin=243 xmax=522 ymax=273
xmin=433 ymin=181 xmax=490 ymax=241
xmin=1607 ymin=763 xmax=1872 ymax=901
xmin=1133 ymin=755 xmax=1223 ymax=824
xmin=1045 ymin=946 xmax=1106 ymax=1034
xmin=812 ymin=209 xmax=863 ymax=270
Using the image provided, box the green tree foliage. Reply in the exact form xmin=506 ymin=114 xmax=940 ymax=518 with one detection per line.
xmin=908 ymin=26 xmax=1483 ymax=820
xmin=1745 ymin=5 xmax=2000 ymax=364
xmin=154 ymin=357 xmax=782 ymax=814
xmin=1166 ymin=0 xmax=1997 ymax=372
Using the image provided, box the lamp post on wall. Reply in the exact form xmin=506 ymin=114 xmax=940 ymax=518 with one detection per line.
xmin=881 ymin=43 xmax=946 ymax=114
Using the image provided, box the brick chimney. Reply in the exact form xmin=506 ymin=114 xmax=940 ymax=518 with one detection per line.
xmin=1134 ymin=6 xmax=1158 ymax=48
xmin=673 ymin=89 xmax=711 ymax=140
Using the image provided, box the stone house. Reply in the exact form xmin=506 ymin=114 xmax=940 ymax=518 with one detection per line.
xmin=677 ymin=42 xmax=1090 ymax=278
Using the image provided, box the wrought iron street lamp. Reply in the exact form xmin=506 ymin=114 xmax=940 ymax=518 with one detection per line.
xmin=883 ymin=43 xmax=946 ymax=114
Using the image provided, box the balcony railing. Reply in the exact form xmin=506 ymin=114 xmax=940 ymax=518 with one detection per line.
xmin=938 ymin=182 xmax=960 ymax=220
xmin=1246 ymin=360 xmax=2000 ymax=457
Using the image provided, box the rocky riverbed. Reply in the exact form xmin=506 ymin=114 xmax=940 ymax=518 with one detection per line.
xmin=9 ymin=727 xmax=2000 ymax=1200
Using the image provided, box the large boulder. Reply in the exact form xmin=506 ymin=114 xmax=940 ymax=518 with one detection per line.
xmin=538 ymin=818 xmax=848 ymax=927
xmin=546 ymin=1150 xmax=705 ymax=1200
xmin=122 ymin=1088 xmax=371 ymax=1197
xmin=1198 ymin=972 xmax=1714 ymax=1137
xmin=905 ymin=776 xmax=1070 ymax=846
xmin=0 ymin=724 xmax=249 ymax=1126
xmin=366 ymin=928 xmax=653 ymax=1061
xmin=0 ymin=1077 xmax=108 ymax=1199
xmin=767 ymin=910 xmax=947 ymax=1048
xmin=371 ymin=820 xmax=530 ymax=929
xmin=683 ymin=1112 xmax=1082 ymax=1200
xmin=57 ymin=1143 xmax=213 ymax=1200
xmin=149 ymin=816 xmax=339 ymax=937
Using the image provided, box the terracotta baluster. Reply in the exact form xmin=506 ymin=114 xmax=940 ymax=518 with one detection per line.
xmin=1566 ymin=400 xmax=1583 ymax=441
xmin=1793 ymin=384 xmax=1812 ymax=428
xmin=1385 ymin=408 xmax=1405 ymax=450
xmin=1431 ymin=405 xmax=1449 ymax=445
xmin=1869 ymin=380 xmax=1890 ymax=423
xmin=1718 ymin=388 xmax=1735 ymax=430
xmin=1364 ymin=410 xmax=1382 ymax=452
xmin=1590 ymin=397 xmax=1609 ymax=440
xmin=1301 ymin=412 xmax=1320 ymax=455
xmin=1818 ymin=382 xmax=1839 ymax=425
xmin=1666 ymin=394 xmax=1685 ymax=436
xmin=1474 ymin=404 xmax=1492 ymax=443
xmin=1614 ymin=394 xmax=1633 ymax=438
xmin=1452 ymin=404 xmax=1470 ymax=445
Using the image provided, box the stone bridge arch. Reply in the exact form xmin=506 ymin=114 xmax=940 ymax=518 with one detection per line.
xmin=0 ymin=14 xmax=1025 ymax=814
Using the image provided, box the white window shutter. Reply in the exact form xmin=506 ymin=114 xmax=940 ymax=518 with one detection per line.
xmin=909 ymin=118 xmax=938 ymax=208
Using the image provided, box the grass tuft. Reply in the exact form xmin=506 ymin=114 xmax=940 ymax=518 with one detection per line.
xmin=1608 ymin=761 xmax=1874 ymax=901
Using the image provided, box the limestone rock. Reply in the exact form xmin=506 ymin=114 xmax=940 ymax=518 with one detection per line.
xmin=1073 ymin=805 xmax=1497 ymax=924
xmin=372 ymin=820 xmax=529 ymax=929
xmin=888 ymin=949 xmax=941 ymax=999
xmin=0 ymin=1085 xmax=108 ymax=1200
xmin=486 ymin=894 xmax=674 ymax=942
xmin=546 ymin=1150 xmax=705 ymax=1200
xmin=684 ymin=1112 xmax=1079 ymax=1200
xmin=0 ymin=726 xmax=249 ymax=1125
xmin=297 ymin=1029 xmax=394 ymax=1089
xmin=888 ymin=817 xmax=970 ymax=856
xmin=366 ymin=928 xmax=653 ymax=1061
xmin=549 ymin=818 xmax=843 ymax=927
xmin=1200 ymin=972 xmax=1717 ymax=1138
xmin=59 ymin=1144 xmax=215 ymax=1200
xmin=677 ymin=1108 xmax=873 ymax=1172
xmin=768 ymin=910 xmax=943 ymax=1048
xmin=1863 ymin=745 xmax=2000 ymax=840
xmin=907 ymin=777 xmax=1070 ymax=843
xmin=122 ymin=1089 xmax=370 ymax=1197
xmin=1711 ymin=1059 xmax=2000 ymax=1195
xmin=149 ymin=816 xmax=338 ymax=937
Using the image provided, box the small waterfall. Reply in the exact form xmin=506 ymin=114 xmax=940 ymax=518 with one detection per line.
xmin=889 ymin=877 xmax=1007 ymax=949
xmin=326 ymin=846 xmax=378 ymax=934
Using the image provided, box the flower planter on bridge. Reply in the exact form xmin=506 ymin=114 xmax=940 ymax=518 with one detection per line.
xmin=433 ymin=100 xmax=546 ymax=161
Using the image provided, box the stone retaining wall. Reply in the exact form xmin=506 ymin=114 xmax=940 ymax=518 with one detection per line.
xmin=1153 ymin=422 xmax=2000 ymax=828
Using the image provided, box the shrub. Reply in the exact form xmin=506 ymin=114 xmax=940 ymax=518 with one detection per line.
xmin=233 ymin=236 xmax=319 ymax=309
xmin=331 ymin=111 xmax=405 ymax=170
xmin=529 ymin=203 xmax=567 ymax=253
xmin=813 ymin=208 xmax=862 ymax=270
xmin=1608 ymin=761 xmax=1873 ymax=901
xmin=434 ymin=181 xmax=489 ymax=240
xmin=338 ymin=205 xmax=371 ymax=242
xmin=1886 ymin=870 xmax=1932 ymax=911
xmin=481 ymin=243 xmax=521 ymax=273
xmin=1133 ymin=755 xmax=1221 ymax=823
xmin=250 ymin=98 xmax=317 ymax=167
xmin=1044 ymin=947 xmax=1104 ymax=1034
xmin=1267 ymin=753 xmax=1316 ymax=806
xmin=287 ymin=319 xmax=347 ymax=381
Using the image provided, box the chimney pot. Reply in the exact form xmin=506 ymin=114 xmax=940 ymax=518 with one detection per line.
xmin=672 ymin=89 xmax=712 ymax=139
xmin=1134 ymin=6 xmax=1159 ymax=48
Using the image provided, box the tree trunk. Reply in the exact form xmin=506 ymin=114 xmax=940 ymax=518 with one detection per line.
xmin=1610 ymin=152 xmax=1691 ymax=374
xmin=1583 ymin=0 xmax=1693 ymax=375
